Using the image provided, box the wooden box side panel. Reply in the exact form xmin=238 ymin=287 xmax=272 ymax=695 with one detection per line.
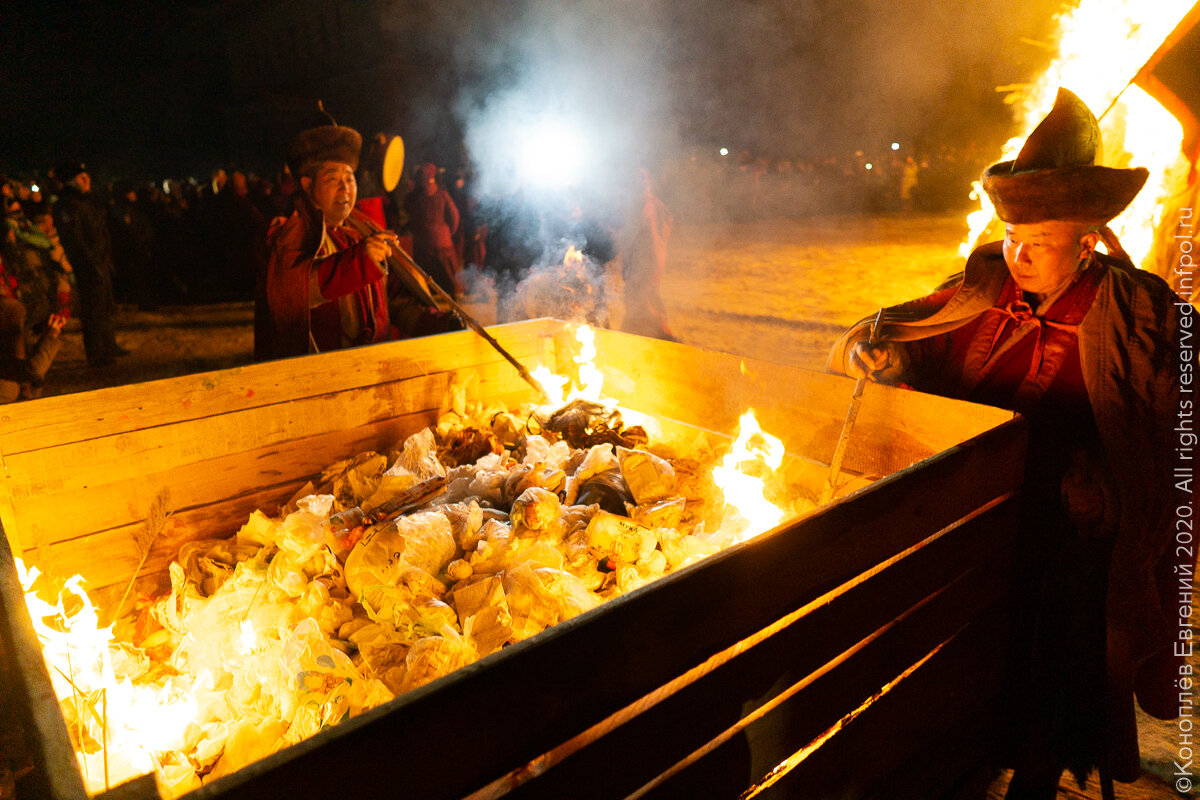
xmin=0 ymin=321 xmax=561 ymax=455
xmin=502 ymin=493 xmax=1019 ymax=800
xmin=584 ymin=328 xmax=1014 ymax=478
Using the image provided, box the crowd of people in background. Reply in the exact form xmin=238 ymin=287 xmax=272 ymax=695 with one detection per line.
xmin=663 ymin=142 xmax=994 ymax=222
xmin=0 ymin=140 xmax=987 ymax=402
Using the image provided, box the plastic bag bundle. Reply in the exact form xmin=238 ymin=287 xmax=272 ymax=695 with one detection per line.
xmin=387 ymin=428 xmax=447 ymax=482
xmin=344 ymin=511 xmax=456 ymax=601
xmin=617 ymin=447 xmax=677 ymax=505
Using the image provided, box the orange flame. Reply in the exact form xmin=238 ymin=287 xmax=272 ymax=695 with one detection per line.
xmin=532 ymin=324 xmax=611 ymax=407
xmin=712 ymin=410 xmax=786 ymax=543
xmin=18 ymin=558 xmax=198 ymax=793
xmin=962 ymin=0 xmax=1194 ymax=267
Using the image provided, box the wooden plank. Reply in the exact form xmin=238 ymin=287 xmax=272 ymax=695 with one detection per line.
xmin=12 ymin=408 xmax=428 ymax=552
xmin=0 ymin=523 xmax=89 ymax=800
xmin=586 ymin=328 xmax=1014 ymax=477
xmin=754 ymin=613 xmax=1007 ymax=800
xmin=22 ymin=482 xmax=301 ymax=599
xmin=4 ymin=366 xmax=531 ymax=548
xmin=2 ymin=357 xmax=532 ymax=502
xmin=504 ymin=495 xmax=1019 ymax=800
xmin=182 ymin=420 xmax=1025 ymax=800
xmin=637 ymin=541 xmax=1012 ymax=800
xmin=0 ymin=320 xmax=560 ymax=455
xmin=863 ymin=700 xmax=999 ymax=800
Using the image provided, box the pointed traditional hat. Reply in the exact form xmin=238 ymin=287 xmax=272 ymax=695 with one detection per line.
xmin=981 ymin=88 xmax=1149 ymax=224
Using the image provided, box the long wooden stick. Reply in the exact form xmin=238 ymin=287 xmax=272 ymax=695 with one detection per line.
xmin=346 ymin=214 xmax=552 ymax=403
xmin=819 ymin=308 xmax=886 ymax=505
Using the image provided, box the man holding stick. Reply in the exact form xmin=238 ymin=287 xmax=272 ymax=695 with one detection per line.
xmin=258 ymin=122 xmax=445 ymax=360
xmin=829 ymin=89 xmax=1186 ymax=798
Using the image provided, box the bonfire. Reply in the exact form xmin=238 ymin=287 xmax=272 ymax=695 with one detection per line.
xmin=21 ymin=325 xmax=813 ymax=796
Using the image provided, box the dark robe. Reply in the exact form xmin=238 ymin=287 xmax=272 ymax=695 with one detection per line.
xmin=830 ymin=241 xmax=1186 ymax=784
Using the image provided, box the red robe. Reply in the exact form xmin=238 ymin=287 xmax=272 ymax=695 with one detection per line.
xmin=259 ymin=199 xmax=391 ymax=360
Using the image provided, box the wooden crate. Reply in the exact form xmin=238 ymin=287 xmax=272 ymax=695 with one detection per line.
xmin=0 ymin=319 xmax=1025 ymax=800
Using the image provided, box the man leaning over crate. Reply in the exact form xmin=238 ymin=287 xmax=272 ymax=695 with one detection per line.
xmin=258 ymin=121 xmax=447 ymax=361
xmin=829 ymin=88 xmax=1186 ymax=799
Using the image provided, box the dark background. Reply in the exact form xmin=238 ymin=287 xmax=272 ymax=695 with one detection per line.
xmin=0 ymin=0 xmax=1067 ymax=187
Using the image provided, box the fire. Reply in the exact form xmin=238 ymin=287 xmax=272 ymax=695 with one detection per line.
xmin=18 ymin=558 xmax=198 ymax=792
xmin=532 ymin=324 xmax=612 ymax=407
xmin=17 ymin=336 xmax=803 ymax=795
xmin=711 ymin=410 xmax=787 ymax=543
xmin=962 ymin=0 xmax=1194 ymax=266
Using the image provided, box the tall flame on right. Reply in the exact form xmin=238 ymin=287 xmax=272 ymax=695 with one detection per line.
xmin=961 ymin=0 xmax=1197 ymax=277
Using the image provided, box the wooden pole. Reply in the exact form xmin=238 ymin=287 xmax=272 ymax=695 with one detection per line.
xmin=819 ymin=308 xmax=886 ymax=505
xmin=345 ymin=214 xmax=552 ymax=403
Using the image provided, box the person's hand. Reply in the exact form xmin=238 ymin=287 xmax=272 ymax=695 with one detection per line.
xmin=847 ymin=341 xmax=893 ymax=380
xmin=47 ymin=313 xmax=67 ymax=338
xmin=363 ymin=230 xmax=399 ymax=267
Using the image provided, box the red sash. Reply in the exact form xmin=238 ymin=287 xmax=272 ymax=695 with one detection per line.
xmin=960 ymin=261 xmax=1105 ymax=412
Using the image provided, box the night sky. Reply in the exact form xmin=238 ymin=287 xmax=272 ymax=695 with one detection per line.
xmin=0 ymin=0 xmax=1068 ymax=184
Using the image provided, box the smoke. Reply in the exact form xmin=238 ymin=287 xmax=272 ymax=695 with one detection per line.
xmin=450 ymin=0 xmax=677 ymax=206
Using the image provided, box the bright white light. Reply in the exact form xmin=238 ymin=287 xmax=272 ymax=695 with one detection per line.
xmin=30 ymin=184 xmax=39 ymax=193
xmin=719 ymin=147 xmax=729 ymax=156
xmin=516 ymin=119 xmax=588 ymax=191
xmin=890 ymin=142 xmax=900 ymax=151
xmin=865 ymin=163 xmax=873 ymax=170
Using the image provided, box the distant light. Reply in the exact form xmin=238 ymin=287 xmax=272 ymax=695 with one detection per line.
xmin=719 ymin=147 xmax=729 ymax=157
xmin=865 ymin=163 xmax=873 ymax=170
xmin=30 ymin=184 xmax=39 ymax=193
xmin=517 ymin=119 xmax=589 ymax=190
xmin=890 ymin=142 xmax=900 ymax=151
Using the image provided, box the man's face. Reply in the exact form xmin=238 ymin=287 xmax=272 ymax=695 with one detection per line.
xmin=303 ymin=161 xmax=356 ymax=226
xmin=1002 ymin=220 xmax=1097 ymax=298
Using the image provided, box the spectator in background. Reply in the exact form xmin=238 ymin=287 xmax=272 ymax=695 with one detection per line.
xmin=110 ymin=180 xmax=159 ymax=310
xmin=620 ymin=168 xmax=677 ymax=341
xmin=53 ymin=162 xmax=127 ymax=367
xmin=0 ymin=252 xmax=67 ymax=402
xmin=5 ymin=195 xmax=72 ymax=331
xmin=405 ymin=162 xmax=463 ymax=297
xmin=29 ymin=207 xmax=75 ymax=320
xmin=214 ymin=170 xmax=265 ymax=297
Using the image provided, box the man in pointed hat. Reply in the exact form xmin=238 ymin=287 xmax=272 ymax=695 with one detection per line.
xmin=830 ymin=89 xmax=1186 ymax=797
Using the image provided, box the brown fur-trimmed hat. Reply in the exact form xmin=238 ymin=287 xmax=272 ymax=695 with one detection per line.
xmin=286 ymin=125 xmax=362 ymax=178
xmin=981 ymin=88 xmax=1148 ymax=224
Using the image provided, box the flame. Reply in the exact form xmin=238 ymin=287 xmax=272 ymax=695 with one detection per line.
xmin=18 ymin=558 xmax=198 ymax=792
xmin=532 ymin=324 xmax=612 ymax=407
xmin=962 ymin=0 xmax=1193 ymax=266
xmin=712 ymin=410 xmax=787 ymax=543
